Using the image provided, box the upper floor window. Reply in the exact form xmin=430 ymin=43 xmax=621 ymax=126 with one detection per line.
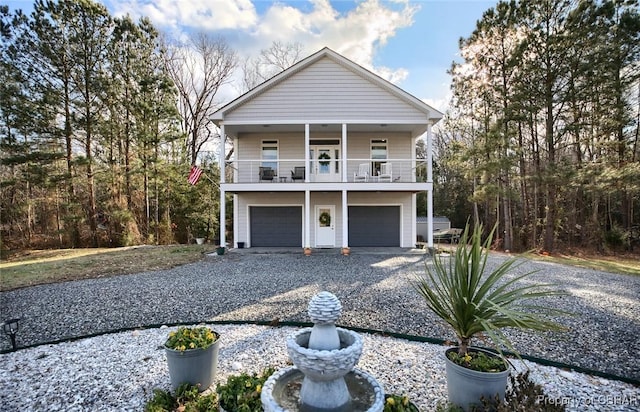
xmin=371 ymin=139 xmax=387 ymax=176
xmin=262 ymin=140 xmax=278 ymax=174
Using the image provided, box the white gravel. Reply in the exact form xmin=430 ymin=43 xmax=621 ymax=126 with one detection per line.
xmin=1 ymin=250 xmax=639 ymax=410
xmin=1 ymin=324 xmax=638 ymax=411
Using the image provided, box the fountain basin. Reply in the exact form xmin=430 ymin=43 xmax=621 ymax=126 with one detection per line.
xmin=287 ymin=328 xmax=362 ymax=381
xmin=261 ymin=366 xmax=385 ymax=412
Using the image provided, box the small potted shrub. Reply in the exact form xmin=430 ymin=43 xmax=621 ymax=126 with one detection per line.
xmin=164 ymin=325 xmax=221 ymax=392
xmin=412 ymin=223 xmax=566 ymax=411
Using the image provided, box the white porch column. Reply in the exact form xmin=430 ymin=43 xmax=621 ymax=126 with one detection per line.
xmin=233 ymin=194 xmax=238 ymax=247
xmin=304 ymin=190 xmax=311 ymax=248
xmin=342 ymin=124 xmax=347 ymax=182
xmin=427 ymin=122 xmax=434 ymax=249
xmin=219 ymin=124 xmax=226 ymax=248
xmin=342 ymin=190 xmax=348 ymax=247
xmin=305 ymin=124 xmax=310 ymax=183
xmin=220 ymin=189 xmax=226 ymax=248
xmin=219 ymin=125 xmax=225 ymax=183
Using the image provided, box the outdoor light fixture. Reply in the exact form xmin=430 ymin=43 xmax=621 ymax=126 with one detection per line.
xmin=2 ymin=318 xmax=20 ymax=350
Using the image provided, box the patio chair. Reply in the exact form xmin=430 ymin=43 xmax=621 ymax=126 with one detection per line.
xmin=291 ymin=166 xmax=305 ymax=182
xmin=259 ymin=166 xmax=275 ymax=182
xmin=354 ymin=163 xmax=369 ymax=182
xmin=378 ymin=163 xmax=392 ymax=182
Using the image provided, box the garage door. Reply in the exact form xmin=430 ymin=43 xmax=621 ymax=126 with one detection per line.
xmin=250 ymin=206 xmax=302 ymax=247
xmin=348 ymin=206 xmax=400 ymax=246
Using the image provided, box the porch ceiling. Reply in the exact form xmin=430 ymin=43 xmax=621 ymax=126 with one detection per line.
xmin=222 ymin=122 xmax=428 ymax=138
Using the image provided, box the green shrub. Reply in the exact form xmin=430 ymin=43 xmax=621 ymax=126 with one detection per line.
xmin=478 ymin=371 xmax=566 ymax=411
xmin=144 ymin=383 xmax=216 ymax=412
xmin=216 ymin=368 xmax=275 ymax=412
xmin=384 ymin=394 xmax=419 ymax=411
xmin=165 ymin=326 xmax=218 ymax=351
xmin=447 ymin=349 xmax=507 ymax=373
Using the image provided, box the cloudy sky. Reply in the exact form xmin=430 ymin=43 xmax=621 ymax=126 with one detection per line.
xmin=6 ymin=0 xmax=497 ymax=111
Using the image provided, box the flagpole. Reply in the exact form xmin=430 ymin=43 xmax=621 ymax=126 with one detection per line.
xmin=187 ymin=166 xmax=220 ymax=246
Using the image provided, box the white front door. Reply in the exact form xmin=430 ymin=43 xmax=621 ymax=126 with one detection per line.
xmin=310 ymin=146 xmax=340 ymax=182
xmin=316 ymin=205 xmax=335 ymax=247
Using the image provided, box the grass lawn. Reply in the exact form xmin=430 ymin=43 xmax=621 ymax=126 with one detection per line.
xmin=523 ymin=252 xmax=640 ymax=277
xmin=1 ymin=244 xmax=637 ymax=292
xmin=0 ymin=244 xmax=215 ymax=291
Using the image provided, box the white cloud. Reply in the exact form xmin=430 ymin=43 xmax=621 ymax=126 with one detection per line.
xmin=421 ymin=96 xmax=449 ymax=114
xmin=109 ymin=0 xmax=258 ymax=30
xmin=254 ymin=0 xmax=418 ymax=83
xmin=108 ymin=0 xmax=417 ymax=85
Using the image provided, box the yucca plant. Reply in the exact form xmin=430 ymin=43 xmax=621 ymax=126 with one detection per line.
xmin=413 ymin=223 xmax=567 ymax=359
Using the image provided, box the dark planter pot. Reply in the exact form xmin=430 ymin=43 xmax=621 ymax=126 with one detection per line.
xmin=216 ymin=247 xmax=225 ymax=255
xmin=165 ymin=339 xmax=220 ymax=392
xmin=444 ymin=347 xmax=510 ymax=411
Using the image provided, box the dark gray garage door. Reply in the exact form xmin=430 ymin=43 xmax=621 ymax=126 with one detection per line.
xmin=250 ymin=206 xmax=302 ymax=247
xmin=348 ymin=206 xmax=400 ymax=247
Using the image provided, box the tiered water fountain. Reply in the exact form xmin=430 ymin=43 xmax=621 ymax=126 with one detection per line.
xmin=261 ymin=291 xmax=385 ymax=412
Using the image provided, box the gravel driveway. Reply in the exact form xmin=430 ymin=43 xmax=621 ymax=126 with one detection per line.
xmin=1 ymin=249 xmax=639 ymax=381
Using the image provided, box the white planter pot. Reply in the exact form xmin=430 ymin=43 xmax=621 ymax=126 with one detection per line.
xmin=444 ymin=347 xmax=510 ymax=411
xmin=165 ymin=339 xmax=220 ymax=392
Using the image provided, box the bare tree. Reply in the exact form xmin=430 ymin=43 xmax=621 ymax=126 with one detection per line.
xmin=240 ymin=41 xmax=303 ymax=92
xmin=165 ymin=33 xmax=236 ymax=165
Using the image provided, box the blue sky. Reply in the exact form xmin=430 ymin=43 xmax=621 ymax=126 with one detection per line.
xmin=5 ymin=0 xmax=497 ymax=111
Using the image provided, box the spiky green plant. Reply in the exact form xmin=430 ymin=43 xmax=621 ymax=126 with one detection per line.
xmin=413 ymin=223 xmax=567 ymax=357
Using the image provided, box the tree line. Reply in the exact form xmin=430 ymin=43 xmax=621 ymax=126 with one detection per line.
xmin=0 ymin=0 xmax=299 ymax=250
xmin=2 ymin=0 xmax=639 ymax=253
xmin=435 ymin=0 xmax=640 ymax=253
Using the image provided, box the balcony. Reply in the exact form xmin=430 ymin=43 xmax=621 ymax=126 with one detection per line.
xmin=221 ymin=158 xmax=431 ymax=193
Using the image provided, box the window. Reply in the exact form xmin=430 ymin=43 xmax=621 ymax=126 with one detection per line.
xmin=371 ymin=139 xmax=387 ymax=176
xmin=261 ymin=140 xmax=278 ymax=174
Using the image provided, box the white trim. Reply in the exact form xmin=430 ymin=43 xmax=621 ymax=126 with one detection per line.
xmin=217 ymin=119 xmax=432 ymax=126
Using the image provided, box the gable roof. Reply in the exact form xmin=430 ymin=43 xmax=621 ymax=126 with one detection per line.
xmin=212 ymin=47 xmax=443 ymax=124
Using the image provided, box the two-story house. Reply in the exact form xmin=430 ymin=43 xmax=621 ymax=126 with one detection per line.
xmin=212 ymin=47 xmax=442 ymax=252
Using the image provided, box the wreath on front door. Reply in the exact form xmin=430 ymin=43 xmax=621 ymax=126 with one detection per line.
xmin=319 ymin=211 xmax=331 ymax=226
xmin=318 ymin=152 xmax=331 ymax=166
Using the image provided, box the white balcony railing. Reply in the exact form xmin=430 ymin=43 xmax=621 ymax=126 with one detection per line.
xmin=225 ymin=159 xmax=429 ymax=184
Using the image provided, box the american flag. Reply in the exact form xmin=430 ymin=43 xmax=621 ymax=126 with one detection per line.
xmin=187 ymin=165 xmax=203 ymax=185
